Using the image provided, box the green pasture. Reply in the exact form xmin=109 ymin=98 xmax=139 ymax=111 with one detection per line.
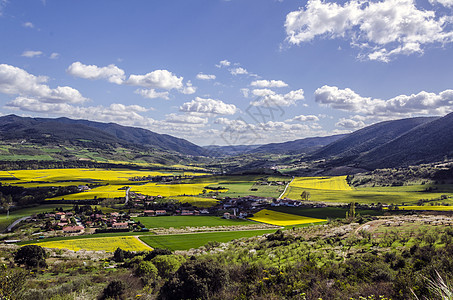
xmin=269 ymin=206 xmax=387 ymax=219
xmin=0 ymin=204 xmax=73 ymax=232
xmin=284 ymin=184 xmax=453 ymax=205
xmin=134 ymin=215 xmax=256 ymax=229
xmin=139 ymin=229 xmax=275 ymax=250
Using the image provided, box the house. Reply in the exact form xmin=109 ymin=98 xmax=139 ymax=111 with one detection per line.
xmin=155 ymin=210 xmax=167 ymax=215
xmin=181 ymin=210 xmax=193 ymax=215
xmin=55 ymin=212 xmax=66 ymax=220
xmin=223 ymin=212 xmax=231 ymax=219
xmin=112 ymin=222 xmax=128 ymax=229
xmin=63 ymin=226 xmax=84 ymax=233
xmin=144 ymin=210 xmax=155 ymax=216
xmin=110 ymin=212 xmax=120 ymax=217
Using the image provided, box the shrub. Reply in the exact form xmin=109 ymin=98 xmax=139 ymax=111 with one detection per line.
xmin=14 ymin=245 xmax=47 ymax=269
xmin=101 ymin=280 xmax=126 ymax=300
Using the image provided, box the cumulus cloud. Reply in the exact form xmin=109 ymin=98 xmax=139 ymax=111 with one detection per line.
xmin=67 ymin=62 xmax=126 ymax=84
xmin=315 ymin=85 xmax=453 ymax=117
xmin=127 ymin=69 xmax=183 ymax=90
xmin=430 ymin=0 xmax=453 ymax=7
xmin=180 ymin=97 xmax=237 ymax=115
xmin=285 ymin=0 xmax=453 ymax=62
xmin=288 ymin=114 xmax=319 ymax=122
xmin=250 ymin=88 xmax=304 ymax=106
xmin=335 ymin=117 xmax=366 ymax=129
xmin=0 ymin=64 xmax=87 ymax=104
xmin=250 ymin=79 xmax=288 ymax=88
xmin=230 ymin=67 xmax=248 ymax=76
xmin=164 ymin=113 xmax=208 ymax=124
xmin=135 ymin=89 xmax=169 ymax=100
xmin=196 ymin=73 xmax=216 ymax=80
xmin=181 ymin=81 xmax=197 ymax=94
xmin=216 ymin=60 xmax=231 ymax=68
xmin=5 ymin=98 xmax=151 ymax=125
xmin=21 ymin=50 xmax=43 ymax=58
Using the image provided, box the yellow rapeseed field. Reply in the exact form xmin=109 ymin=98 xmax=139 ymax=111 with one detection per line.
xmin=47 ymin=185 xmax=126 ymax=201
xmin=249 ymin=209 xmax=326 ymax=226
xmin=8 ymin=168 xmax=174 ymax=183
xmin=32 ymin=236 xmax=152 ymax=252
xmin=289 ymin=176 xmax=353 ymax=191
xmin=131 ymin=182 xmax=224 ymax=197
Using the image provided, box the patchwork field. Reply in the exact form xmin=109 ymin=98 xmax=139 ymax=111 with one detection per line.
xmin=134 ymin=216 xmax=256 ymax=229
xmin=47 ymin=185 xmax=127 ymax=201
xmin=283 ymin=176 xmax=453 ymax=205
xmin=139 ymin=230 xmax=275 ymax=251
xmin=130 ymin=182 xmax=222 ymax=198
xmin=29 ymin=236 xmax=152 ymax=252
xmin=249 ymin=209 xmax=326 ymax=226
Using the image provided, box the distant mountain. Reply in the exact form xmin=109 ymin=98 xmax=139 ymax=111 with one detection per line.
xmin=0 ymin=115 xmax=205 ymax=156
xmin=249 ymin=134 xmax=347 ymax=155
xmin=309 ymin=117 xmax=437 ymax=162
xmin=202 ymin=144 xmax=263 ymax=156
xmin=356 ymin=112 xmax=453 ymax=168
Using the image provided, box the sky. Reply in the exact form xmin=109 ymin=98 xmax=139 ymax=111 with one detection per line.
xmin=1 ymin=0 xmax=453 ymax=146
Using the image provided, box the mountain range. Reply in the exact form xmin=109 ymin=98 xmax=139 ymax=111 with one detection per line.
xmin=1 ymin=112 xmax=453 ymax=170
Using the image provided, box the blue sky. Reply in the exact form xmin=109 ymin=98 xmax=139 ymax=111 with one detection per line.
xmin=1 ymin=0 xmax=453 ymax=146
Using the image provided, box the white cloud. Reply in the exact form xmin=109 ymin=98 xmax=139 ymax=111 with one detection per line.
xmin=288 ymin=114 xmax=319 ymax=122
xmin=135 ymin=89 xmax=169 ymax=100
xmin=335 ymin=117 xmax=366 ymax=129
xmin=196 ymin=73 xmax=216 ymax=80
xmin=21 ymin=50 xmax=43 ymax=58
xmin=164 ymin=113 xmax=208 ymax=124
xmin=180 ymin=97 xmax=237 ymax=115
xmin=240 ymin=88 xmax=250 ymax=98
xmin=230 ymin=67 xmax=248 ymax=76
xmin=67 ymin=62 xmax=126 ymax=84
xmin=285 ymin=0 xmax=453 ymax=62
xmin=250 ymin=79 xmax=288 ymax=88
xmin=49 ymin=53 xmax=60 ymax=59
xmin=216 ymin=60 xmax=231 ymax=68
xmin=181 ymin=81 xmax=197 ymax=94
xmin=127 ymin=69 xmax=183 ymax=90
xmin=23 ymin=22 xmax=34 ymax=28
xmin=250 ymin=88 xmax=304 ymax=106
xmin=429 ymin=0 xmax=453 ymax=7
xmin=315 ymin=85 xmax=453 ymax=117
xmin=0 ymin=64 xmax=87 ymax=104
xmin=5 ymin=98 xmax=151 ymax=126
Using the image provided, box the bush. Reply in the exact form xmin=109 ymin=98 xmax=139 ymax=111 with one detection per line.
xmin=159 ymin=259 xmax=228 ymax=300
xmin=151 ymin=255 xmax=184 ymax=278
xmin=135 ymin=261 xmax=158 ymax=279
xmin=101 ymin=280 xmax=126 ymax=300
xmin=14 ymin=245 xmax=47 ymax=269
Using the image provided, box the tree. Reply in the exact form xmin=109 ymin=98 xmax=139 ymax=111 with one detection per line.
xmin=14 ymin=245 xmax=48 ymax=269
xmin=101 ymin=280 xmax=126 ymax=300
xmin=152 ymin=255 xmax=184 ymax=278
xmin=300 ymin=190 xmax=310 ymax=201
xmin=159 ymin=259 xmax=228 ymax=300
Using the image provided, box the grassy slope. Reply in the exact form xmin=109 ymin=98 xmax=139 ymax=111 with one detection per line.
xmin=134 ymin=216 xmax=256 ymax=229
xmin=139 ymin=230 xmax=275 ymax=251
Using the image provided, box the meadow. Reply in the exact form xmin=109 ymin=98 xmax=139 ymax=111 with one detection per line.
xmin=29 ymin=236 xmax=152 ymax=252
xmin=283 ymin=176 xmax=453 ymax=205
xmin=139 ymin=229 xmax=276 ymax=251
xmin=0 ymin=204 xmax=74 ymax=232
xmin=388 ymin=205 xmax=453 ymax=211
xmin=134 ymin=215 xmax=256 ymax=229
xmin=249 ymin=209 xmax=326 ymax=226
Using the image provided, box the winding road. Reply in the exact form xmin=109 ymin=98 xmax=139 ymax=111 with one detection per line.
xmin=6 ymin=216 xmax=31 ymax=232
xmin=278 ymin=176 xmax=294 ymax=200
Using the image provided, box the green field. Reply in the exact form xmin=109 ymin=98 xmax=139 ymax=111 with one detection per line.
xmin=0 ymin=204 xmax=74 ymax=231
xmin=140 ymin=230 xmax=275 ymax=250
xmin=134 ymin=215 xmax=256 ymax=229
xmin=269 ymin=206 xmax=387 ymax=219
xmin=284 ymin=177 xmax=453 ymax=205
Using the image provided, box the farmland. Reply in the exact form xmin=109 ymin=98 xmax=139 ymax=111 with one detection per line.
xmin=134 ymin=215 xmax=256 ymax=229
xmin=249 ymin=209 xmax=326 ymax=226
xmin=29 ymin=236 xmax=152 ymax=252
xmin=284 ymin=176 xmax=453 ymax=205
xmin=139 ymin=230 xmax=275 ymax=251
